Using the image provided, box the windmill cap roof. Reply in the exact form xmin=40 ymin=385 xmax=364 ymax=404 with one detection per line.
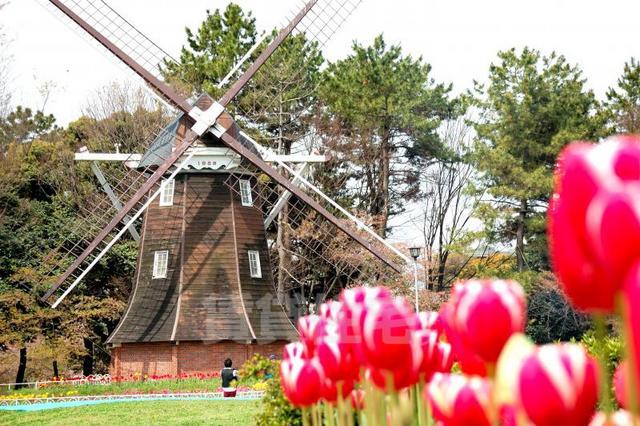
xmin=138 ymin=93 xmax=262 ymax=169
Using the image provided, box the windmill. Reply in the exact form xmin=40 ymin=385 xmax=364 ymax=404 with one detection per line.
xmin=39 ymin=0 xmax=411 ymax=376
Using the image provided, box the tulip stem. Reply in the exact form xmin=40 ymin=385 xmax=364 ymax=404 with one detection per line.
xmin=617 ymin=295 xmax=640 ymax=419
xmin=594 ymin=313 xmax=614 ymax=413
xmin=302 ymin=408 xmax=311 ymax=426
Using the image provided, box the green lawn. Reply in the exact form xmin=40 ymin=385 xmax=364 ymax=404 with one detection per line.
xmin=0 ymin=399 xmax=261 ymax=425
xmin=0 ymin=377 xmax=263 ymax=399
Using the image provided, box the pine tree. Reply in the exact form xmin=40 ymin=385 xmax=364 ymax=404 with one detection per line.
xmin=471 ymin=47 xmax=606 ymax=271
xmin=606 ymin=58 xmax=640 ymax=134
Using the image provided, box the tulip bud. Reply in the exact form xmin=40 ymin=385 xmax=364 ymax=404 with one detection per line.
xmin=415 ymin=330 xmax=452 ymax=381
xmin=280 ymin=357 xmax=324 ymax=407
xmin=440 ymin=301 xmax=488 ymax=376
xmin=362 ymin=297 xmax=415 ymax=371
xmin=319 ymin=300 xmax=343 ymax=323
xmin=367 ymin=333 xmax=422 ymax=391
xmin=350 ymin=389 xmax=365 ymax=410
xmin=315 ymin=335 xmax=342 ymax=381
xmin=283 ymin=342 xmax=308 ymax=360
xmin=518 ymin=343 xmax=599 ymax=426
xmin=449 ymin=279 xmax=526 ymax=364
xmin=297 ymin=315 xmax=329 ymax=355
xmin=426 ymin=373 xmax=493 ymax=426
xmin=414 ymin=311 xmax=443 ymax=336
xmin=550 ymin=136 xmax=640 ymax=312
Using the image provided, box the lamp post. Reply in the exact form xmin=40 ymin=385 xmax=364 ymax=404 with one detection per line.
xmin=409 ymin=247 xmax=422 ymax=311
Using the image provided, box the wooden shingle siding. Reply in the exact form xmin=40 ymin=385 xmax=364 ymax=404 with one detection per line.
xmin=108 ymin=172 xmax=296 ymax=345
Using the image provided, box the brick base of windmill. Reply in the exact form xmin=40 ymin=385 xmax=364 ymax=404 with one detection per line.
xmin=110 ymin=341 xmax=288 ymax=377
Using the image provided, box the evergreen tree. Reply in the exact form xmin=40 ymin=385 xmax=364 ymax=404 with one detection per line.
xmin=471 ymin=48 xmax=606 ymax=271
xmin=320 ymin=35 xmax=453 ymax=237
xmin=606 ymin=58 xmax=640 ymax=134
xmin=162 ymin=3 xmax=258 ymax=98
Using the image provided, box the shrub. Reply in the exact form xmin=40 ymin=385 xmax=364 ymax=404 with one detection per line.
xmin=525 ymin=273 xmax=591 ymax=344
xmin=580 ymin=329 xmax=623 ymax=375
xmin=254 ymin=378 xmax=301 ymax=426
xmin=239 ymin=354 xmax=278 ymax=382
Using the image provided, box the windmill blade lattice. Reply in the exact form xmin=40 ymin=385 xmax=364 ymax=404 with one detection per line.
xmin=38 ymin=0 xmax=407 ymax=309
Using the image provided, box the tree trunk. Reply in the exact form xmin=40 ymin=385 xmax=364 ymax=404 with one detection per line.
xmin=83 ymin=338 xmax=94 ymax=376
xmin=377 ymin=136 xmax=391 ymax=238
xmin=15 ymin=347 xmax=27 ymax=388
xmin=52 ymin=360 xmax=59 ymax=379
xmin=436 ymin=251 xmax=448 ymax=292
xmin=276 ymin=202 xmax=289 ymax=306
xmin=516 ymin=200 xmax=527 ymax=272
xmin=275 ymin=96 xmax=290 ymax=306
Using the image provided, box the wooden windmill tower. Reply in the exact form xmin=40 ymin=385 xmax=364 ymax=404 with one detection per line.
xmin=39 ymin=0 xmax=410 ymax=376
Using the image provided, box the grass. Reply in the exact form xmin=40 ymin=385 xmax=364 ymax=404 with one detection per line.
xmin=0 ymin=399 xmax=261 ymax=425
xmin=0 ymin=377 xmax=263 ymax=399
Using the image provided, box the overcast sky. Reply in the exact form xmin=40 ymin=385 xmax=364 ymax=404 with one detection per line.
xmin=2 ymin=0 xmax=640 ymax=243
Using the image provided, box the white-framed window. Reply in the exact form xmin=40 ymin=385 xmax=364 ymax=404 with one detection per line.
xmin=152 ymin=250 xmax=169 ymax=279
xmin=248 ymin=250 xmax=262 ymax=278
xmin=159 ymin=178 xmax=175 ymax=207
xmin=239 ymin=179 xmax=253 ymax=207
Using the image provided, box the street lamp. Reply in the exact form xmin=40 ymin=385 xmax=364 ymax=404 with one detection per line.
xmin=409 ymin=247 xmax=422 ymax=311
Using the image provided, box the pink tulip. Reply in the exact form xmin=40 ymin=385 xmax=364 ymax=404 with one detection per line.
xmin=518 ymin=343 xmax=599 ymax=426
xmin=426 ymin=373 xmax=493 ymax=426
xmin=280 ymin=357 xmax=324 ymax=407
xmin=449 ymin=279 xmax=526 ymax=364
xmin=549 ymin=136 xmax=640 ymax=312
xmin=361 ymin=296 xmax=415 ymax=371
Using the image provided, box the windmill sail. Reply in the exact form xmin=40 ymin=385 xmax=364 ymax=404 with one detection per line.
xmin=39 ymin=0 xmax=407 ymax=310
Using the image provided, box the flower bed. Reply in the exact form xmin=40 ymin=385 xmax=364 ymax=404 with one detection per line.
xmin=278 ymin=137 xmax=640 ymax=425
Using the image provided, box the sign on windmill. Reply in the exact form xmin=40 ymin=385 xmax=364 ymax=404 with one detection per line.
xmin=39 ymin=0 xmax=408 ymax=376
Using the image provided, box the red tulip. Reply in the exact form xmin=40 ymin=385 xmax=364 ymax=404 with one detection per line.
xmin=320 ymin=375 xmax=355 ymax=403
xmin=440 ymin=301 xmax=487 ymax=376
xmin=280 ymin=357 xmax=324 ymax=407
xmin=622 ymin=261 xmax=640 ymax=402
xmin=415 ymin=330 xmax=452 ymax=380
xmin=350 ymin=389 xmax=365 ymax=410
xmin=589 ymin=410 xmax=635 ymax=426
xmin=414 ymin=311 xmax=443 ymax=336
xmin=449 ymin=279 xmax=526 ymax=364
xmin=550 ymin=136 xmax=640 ymax=312
xmin=367 ymin=332 xmax=422 ymax=391
xmin=319 ymin=300 xmax=343 ymax=323
xmin=362 ymin=296 xmax=415 ymax=371
xmin=315 ymin=335 xmax=342 ymax=380
xmin=340 ymin=286 xmax=392 ymax=347
xmin=283 ymin=342 xmax=308 ymax=360
xmin=613 ymin=360 xmax=636 ymax=411
xmin=518 ymin=343 xmax=599 ymax=426
xmin=297 ymin=315 xmax=330 ymax=355
xmin=426 ymin=373 xmax=493 ymax=426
